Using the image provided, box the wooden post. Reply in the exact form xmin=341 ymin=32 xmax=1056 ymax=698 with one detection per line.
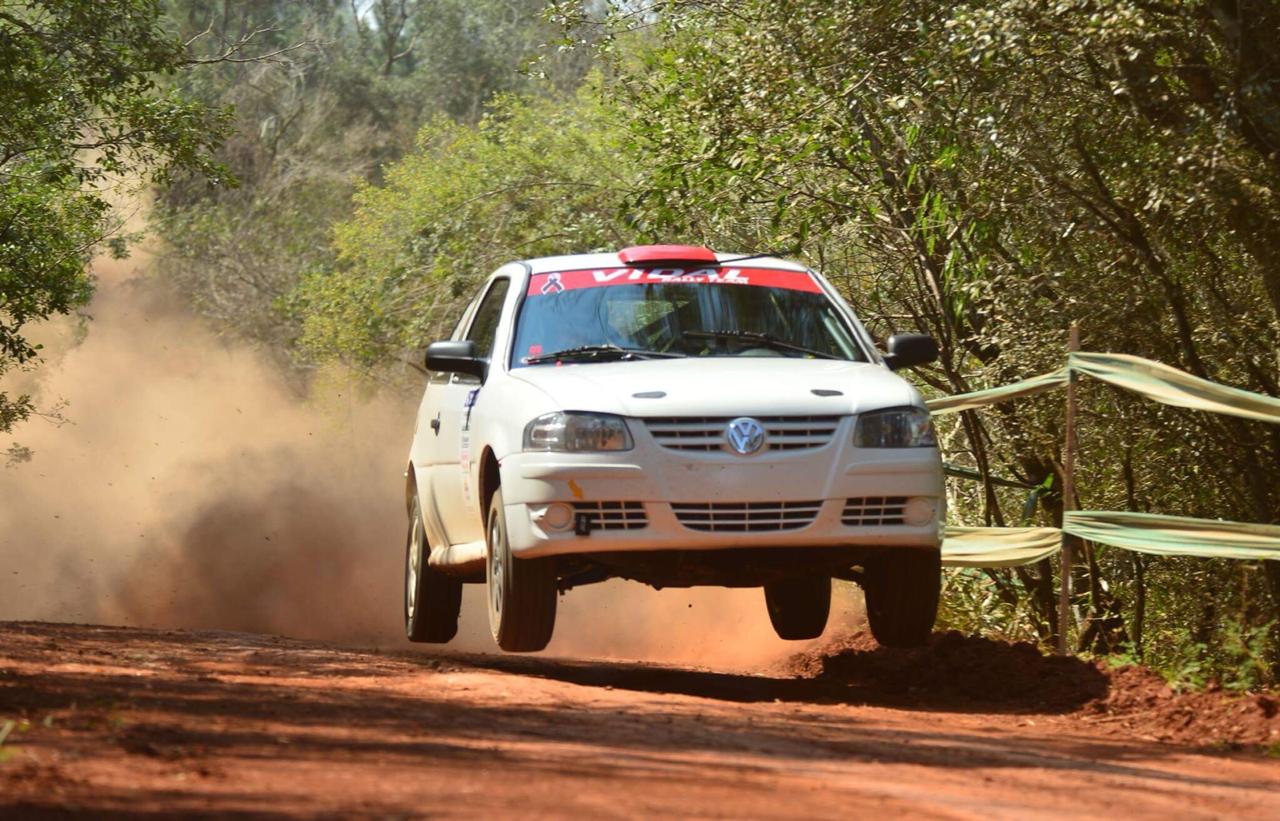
xmin=1057 ymin=323 xmax=1080 ymax=655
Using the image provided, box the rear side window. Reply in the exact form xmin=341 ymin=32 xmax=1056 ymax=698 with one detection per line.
xmin=466 ymin=278 xmax=510 ymax=360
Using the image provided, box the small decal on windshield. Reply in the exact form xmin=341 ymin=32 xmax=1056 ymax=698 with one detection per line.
xmin=540 ymin=272 xmax=565 ymax=295
xmin=526 ymin=266 xmax=822 ymax=296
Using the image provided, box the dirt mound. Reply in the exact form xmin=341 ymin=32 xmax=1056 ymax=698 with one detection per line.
xmin=784 ymin=630 xmax=1107 ymax=712
xmin=1083 ymin=663 xmax=1280 ymax=748
xmin=786 ymin=630 xmax=1280 ymax=749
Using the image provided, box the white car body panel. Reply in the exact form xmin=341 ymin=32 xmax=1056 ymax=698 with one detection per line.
xmin=506 ymin=357 xmax=918 ymax=418
xmin=408 ymin=252 xmax=943 ymax=575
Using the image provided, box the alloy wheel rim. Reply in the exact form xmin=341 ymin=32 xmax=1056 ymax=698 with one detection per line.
xmin=489 ymin=517 xmax=503 ymax=616
xmin=407 ymin=515 xmax=422 ymax=619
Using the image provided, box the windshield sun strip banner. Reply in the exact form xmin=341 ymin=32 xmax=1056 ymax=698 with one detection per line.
xmin=525 ymin=266 xmax=823 ymax=296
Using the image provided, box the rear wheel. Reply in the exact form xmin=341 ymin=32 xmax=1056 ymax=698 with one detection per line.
xmin=861 ymin=548 xmax=941 ymax=648
xmin=486 ymin=487 xmax=557 ymax=652
xmin=404 ymin=495 xmax=463 ymax=643
xmin=763 ymin=576 xmax=831 ymax=640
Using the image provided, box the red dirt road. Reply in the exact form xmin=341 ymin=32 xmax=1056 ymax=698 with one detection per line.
xmin=1 ymin=622 xmax=1277 ymax=819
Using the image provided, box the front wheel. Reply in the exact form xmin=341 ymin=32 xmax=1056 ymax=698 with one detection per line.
xmin=861 ymin=548 xmax=941 ymax=648
xmin=486 ymin=487 xmax=557 ymax=652
xmin=763 ymin=576 xmax=831 ymax=640
xmin=405 ymin=495 xmax=463 ymax=643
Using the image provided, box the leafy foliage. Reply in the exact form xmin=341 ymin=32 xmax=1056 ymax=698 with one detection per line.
xmin=135 ymin=0 xmax=1280 ymax=684
xmin=0 ymin=0 xmax=230 ymax=431
xmin=152 ymin=0 xmax=592 ymax=362
xmin=556 ymin=0 xmax=1280 ymax=680
xmin=294 ymin=85 xmax=631 ymax=369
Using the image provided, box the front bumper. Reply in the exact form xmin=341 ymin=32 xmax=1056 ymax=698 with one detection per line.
xmin=500 ymin=416 xmax=943 ymax=559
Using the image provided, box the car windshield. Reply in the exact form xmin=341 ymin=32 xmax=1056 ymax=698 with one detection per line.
xmin=511 ymin=266 xmax=865 ymax=367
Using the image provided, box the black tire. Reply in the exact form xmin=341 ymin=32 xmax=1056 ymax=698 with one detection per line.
xmin=404 ymin=495 xmax=463 ymax=643
xmin=861 ymin=548 xmax=941 ymax=648
xmin=764 ymin=576 xmax=831 ymax=640
xmin=486 ymin=487 xmax=557 ymax=652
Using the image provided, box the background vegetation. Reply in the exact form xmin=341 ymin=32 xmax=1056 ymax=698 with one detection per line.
xmin=153 ymin=0 xmax=593 ymax=368
xmin=0 ymin=0 xmax=231 ymax=432
xmin=6 ymin=0 xmax=1278 ymax=687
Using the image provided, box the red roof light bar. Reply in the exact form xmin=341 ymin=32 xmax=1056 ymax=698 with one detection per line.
xmin=617 ymin=245 xmax=718 ymax=266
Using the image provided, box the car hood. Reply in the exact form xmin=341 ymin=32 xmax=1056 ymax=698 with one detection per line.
xmin=507 ymin=357 xmax=921 ymax=417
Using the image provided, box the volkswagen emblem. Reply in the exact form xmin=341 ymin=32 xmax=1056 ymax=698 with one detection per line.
xmin=725 ymin=417 xmax=767 ymax=455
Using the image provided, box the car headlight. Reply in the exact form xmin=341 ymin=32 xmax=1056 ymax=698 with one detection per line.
xmin=853 ymin=407 xmax=936 ymax=448
xmin=523 ymin=412 xmax=634 ymax=452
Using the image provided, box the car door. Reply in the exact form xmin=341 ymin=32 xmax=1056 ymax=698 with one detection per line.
xmin=412 ymin=298 xmax=478 ymax=547
xmin=431 ymin=276 xmax=510 ymax=546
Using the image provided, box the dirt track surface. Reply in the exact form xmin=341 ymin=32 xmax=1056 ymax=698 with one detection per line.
xmin=1 ymin=622 xmax=1277 ymax=819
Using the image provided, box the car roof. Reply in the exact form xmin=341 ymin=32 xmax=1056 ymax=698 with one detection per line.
xmin=521 ymin=251 xmax=809 ymax=275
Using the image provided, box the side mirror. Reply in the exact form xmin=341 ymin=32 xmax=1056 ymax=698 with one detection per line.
xmin=883 ymin=334 xmax=938 ymax=371
xmin=425 ymin=340 xmax=487 ymax=380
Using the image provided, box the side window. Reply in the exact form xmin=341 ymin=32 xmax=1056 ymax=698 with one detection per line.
xmin=448 ymin=311 xmax=471 ymax=341
xmin=429 ymin=288 xmax=486 ymax=385
xmin=465 ymin=278 xmax=510 ymax=360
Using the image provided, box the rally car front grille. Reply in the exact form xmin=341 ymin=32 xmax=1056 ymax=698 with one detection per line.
xmin=572 ymin=501 xmax=648 ymax=530
xmin=842 ymin=496 xmax=907 ymax=526
xmin=643 ymin=416 xmax=841 ymax=453
xmin=671 ymin=501 xmax=823 ymax=532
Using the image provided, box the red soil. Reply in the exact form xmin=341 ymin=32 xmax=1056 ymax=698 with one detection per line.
xmin=2 ymin=622 xmax=1277 ymax=819
xmin=786 ymin=630 xmax=1280 ymax=748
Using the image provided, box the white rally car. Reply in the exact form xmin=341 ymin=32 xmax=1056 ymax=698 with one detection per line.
xmin=404 ymin=245 xmax=944 ymax=652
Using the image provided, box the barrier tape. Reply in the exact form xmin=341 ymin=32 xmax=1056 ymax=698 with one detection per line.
xmin=942 ymin=526 xmax=1062 ymax=568
xmin=941 ymin=511 xmax=1280 ymax=567
xmin=925 ymin=352 xmax=1280 ymax=425
xmin=1063 ymin=510 xmax=1280 ymax=561
xmin=928 ymin=352 xmax=1279 ymax=566
xmin=926 ymin=368 xmax=1067 ymax=415
xmin=1069 ymin=352 xmax=1280 ymax=425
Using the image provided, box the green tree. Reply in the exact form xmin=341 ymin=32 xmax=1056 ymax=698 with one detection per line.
xmin=0 ymin=0 xmax=231 ymax=431
xmin=152 ymin=0 xmax=590 ymax=363
xmin=559 ymin=0 xmax=1280 ymax=675
xmin=293 ymin=85 xmax=631 ymax=372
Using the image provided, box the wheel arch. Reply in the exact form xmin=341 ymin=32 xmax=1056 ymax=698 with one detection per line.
xmin=404 ymin=462 xmax=418 ymax=516
xmin=479 ymin=447 xmax=502 ymax=525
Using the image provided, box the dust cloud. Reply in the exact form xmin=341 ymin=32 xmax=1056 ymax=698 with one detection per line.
xmin=0 ymin=252 xmax=413 ymax=645
xmin=548 ymin=582 xmax=862 ymax=670
xmin=0 ymin=250 xmax=857 ymax=670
